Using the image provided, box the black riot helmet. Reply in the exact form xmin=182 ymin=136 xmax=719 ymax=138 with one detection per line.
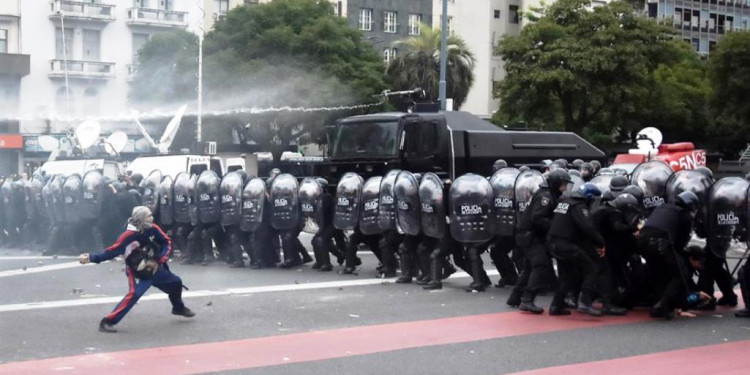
xmin=572 ymin=159 xmax=584 ymax=169
xmin=609 ymin=176 xmax=629 ymax=193
xmin=493 ymin=159 xmax=508 ymax=172
xmin=554 ymin=159 xmax=568 ymax=168
xmin=590 ymin=160 xmax=602 ymax=174
xmin=611 ymin=193 xmax=639 ymax=211
xmin=269 ymin=168 xmax=281 ymax=180
xmin=316 ymin=178 xmax=329 ymax=189
xmin=546 ymin=169 xmax=574 ymax=197
xmin=580 ymin=162 xmax=594 ymax=181
xmin=676 ymin=191 xmax=700 ymax=212
xmin=130 ymin=173 xmax=143 ymax=187
xmin=568 ymin=169 xmax=582 ymax=178
xmin=622 ymin=185 xmax=645 ymax=204
xmin=518 ymin=165 xmax=530 ymax=172
xmin=694 ymin=166 xmax=714 ymax=181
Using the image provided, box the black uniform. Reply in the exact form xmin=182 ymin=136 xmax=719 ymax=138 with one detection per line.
xmin=591 ymin=203 xmax=639 ymax=306
xmin=509 ymin=186 xmax=558 ymax=305
xmin=548 ymin=195 xmax=605 ymax=313
xmin=638 ymin=203 xmax=694 ymax=316
xmin=311 ymin=192 xmax=337 ymax=271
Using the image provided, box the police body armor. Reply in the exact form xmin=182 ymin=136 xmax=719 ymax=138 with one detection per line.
xmin=241 ymin=178 xmax=266 ymax=232
xmin=62 ymin=174 xmax=83 ymax=224
xmin=81 ymin=170 xmax=104 ymax=221
xmin=631 ymin=161 xmax=674 ymax=214
xmin=158 ymin=176 xmax=175 ymax=226
xmin=513 ymin=169 xmax=545 ymax=225
xmin=419 ymin=172 xmax=446 ymax=239
xmin=394 ymin=171 xmax=421 ymax=236
xmin=299 ymin=177 xmax=324 ymax=234
xmin=219 ymin=172 xmax=243 ymax=227
xmin=377 ymin=170 xmax=400 ymax=231
xmin=706 ymin=177 xmax=748 ymax=259
xmin=360 ymin=176 xmax=384 ymax=235
xmin=334 ymin=172 xmax=364 ymax=231
xmin=449 ymin=173 xmax=493 ymax=243
xmin=141 ymin=170 xmax=162 ymax=214
xmin=172 ymin=173 xmax=191 ymax=224
xmin=269 ymin=173 xmax=300 ymax=231
xmin=196 ymin=170 xmax=221 ymax=224
xmin=488 ymin=167 xmax=520 ymax=236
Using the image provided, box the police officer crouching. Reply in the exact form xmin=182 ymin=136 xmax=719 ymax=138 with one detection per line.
xmin=548 ymin=183 xmax=606 ymax=316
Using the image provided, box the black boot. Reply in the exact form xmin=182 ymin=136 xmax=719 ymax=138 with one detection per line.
xmin=98 ymin=318 xmax=117 ymax=333
xmin=717 ymin=294 xmax=738 ymax=307
xmin=577 ymin=292 xmax=603 ymax=317
xmin=172 ymin=306 xmax=196 ymax=317
xmin=318 ymin=263 xmax=333 ymax=272
xmin=396 ymin=249 xmax=413 ymax=284
xmin=549 ymin=290 xmax=570 ymax=315
xmin=423 ymin=255 xmax=443 ymax=290
xmin=735 ymin=309 xmax=750 ymax=318
xmin=519 ymin=292 xmax=544 ymax=314
xmin=507 ymin=289 xmax=523 ymax=308
xmin=441 ymin=259 xmax=457 ymax=280
xmin=468 ymin=247 xmax=487 ymax=292
xmin=649 ymin=301 xmax=674 ymax=320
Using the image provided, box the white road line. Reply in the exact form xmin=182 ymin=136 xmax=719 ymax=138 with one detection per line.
xmin=0 ymin=270 xmax=499 ymax=313
xmin=0 ymin=262 xmax=92 ymax=278
xmin=0 ymin=256 xmax=78 ymax=260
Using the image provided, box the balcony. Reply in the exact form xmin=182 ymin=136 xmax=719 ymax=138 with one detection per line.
xmin=127 ymin=7 xmax=188 ymax=28
xmin=49 ymin=60 xmax=115 ymax=80
xmin=49 ymin=0 xmax=115 ymax=23
xmin=0 ymin=53 xmax=30 ymax=77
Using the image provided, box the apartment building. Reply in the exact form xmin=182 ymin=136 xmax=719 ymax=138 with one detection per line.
xmin=0 ymin=0 xmax=29 ymax=175
xmin=647 ymin=0 xmax=750 ymax=55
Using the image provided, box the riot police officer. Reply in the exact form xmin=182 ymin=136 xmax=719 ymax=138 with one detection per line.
xmin=508 ymin=169 xmax=573 ymax=313
xmin=548 ymin=183 xmax=606 ymax=316
xmin=638 ymin=191 xmax=699 ymax=319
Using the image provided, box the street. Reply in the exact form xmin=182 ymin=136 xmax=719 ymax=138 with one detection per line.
xmin=0 ymin=237 xmax=747 ymax=375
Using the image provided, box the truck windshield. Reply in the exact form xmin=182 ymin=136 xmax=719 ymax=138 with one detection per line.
xmin=330 ymin=121 xmax=399 ymax=158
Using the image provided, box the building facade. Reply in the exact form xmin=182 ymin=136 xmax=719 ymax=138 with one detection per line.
xmin=0 ymin=0 xmax=30 ymax=175
xmin=647 ymin=0 xmax=750 ymax=55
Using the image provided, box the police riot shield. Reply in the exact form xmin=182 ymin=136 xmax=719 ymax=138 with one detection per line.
xmin=159 ymin=176 xmax=175 ymax=226
xmin=377 ymin=170 xmax=400 ymax=231
xmin=299 ymin=177 xmax=324 ymax=234
xmin=449 ymin=173 xmax=494 ymax=243
xmin=141 ymin=170 xmax=162 ymax=214
xmin=196 ymin=170 xmax=221 ymax=224
xmin=41 ymin=177 xmax=54 ymax=222
xmin=27 ymin=174 xmax=45 ymax=221
xmin=63 ymin=174 xmax=83 ymax=224
xmin=630 ymin=161 xmax=674 ymax=214
xmin=394 ymin=171 xmax=421 ymax=236
xmin=172 ymin=173 xmax=191 ymax=224
xmin=360 ymin=176 xmax=384 ymax=235
xmin=50 ymin=175 xmax=67 ymax=224
xmin=334 ymin=172 xmax=364 ymax=231
xmin=665 ymin=170 xmax=713 ymax=207
xmin=706 ymin=177 xmax=749 ymax=259
xmin=590 ymin=174 xmax=614 ymax=196
xmin=419 ymin=173 xmax=446 ymax=239
xmin=187 ymin=174 xmax=199 ymax=226
xmin=270 ymin=173 xmax=300 ymax=231
xmin=10 ymin=181 xmax=25 ymax=227
xmin=81 ymin=170 xmax=104 ymax=221
xmin=569 ymin=174 xmax=585 ymax=196
xmin=513 ymin=169 xmax=545 ymax=224
xmin=219 ymin=172 xmax=243 ymax=227
xmin=1 ymin=180 xmax=11 ymax=225
xmin=241 ymin=178 xmax=265 ymax=232
xmin=488 ymin=168 xmax=520 ymax=236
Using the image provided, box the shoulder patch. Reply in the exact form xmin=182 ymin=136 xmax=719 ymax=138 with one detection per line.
xmin=541 ymin=197 xmax=550 ymax=206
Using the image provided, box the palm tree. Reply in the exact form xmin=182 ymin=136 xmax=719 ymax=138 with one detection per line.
xmin=386 ymin=23 xmax=476 ymax=109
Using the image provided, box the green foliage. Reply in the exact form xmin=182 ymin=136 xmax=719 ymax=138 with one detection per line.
xmin=129 ymin=30 xmax=198 ymax=105
xmin=386 ymin=23 xmax=476 ymax=109
xmin=708 ymin=30 xmax=750 ymax=157
xmin=130 ymin=0 xmax=387 ymax=155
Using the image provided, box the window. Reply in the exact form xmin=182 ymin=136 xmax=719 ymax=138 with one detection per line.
xmin=215 ymin=0 xmax=229 ymax=14
xmin=494 ymin=10 xmax=501 ymax=19
xmin=384 ymin=11 xmax=397 ymax=33
xmin=55 ymin=27 xmax=73 ymax=60
xmin=359 ymin=8 xmax=372 ymax=31
xmin=83 ymin=29 xmax=101 ymax=61
xmin=408 ymin=14 xmax=421 ymax=35
xmin=383 ymin=48 xmax=397 ymax=64
xmin=509 ymin=5 xmax=520 ymax=24
xmin=0 ymin=29 xmax=7 ymax=53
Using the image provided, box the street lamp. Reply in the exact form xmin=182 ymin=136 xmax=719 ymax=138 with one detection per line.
xmin=438 ymin=0 xmax=448 ymax=111
xmin=57 ymin=9 xmax=71 ymax=114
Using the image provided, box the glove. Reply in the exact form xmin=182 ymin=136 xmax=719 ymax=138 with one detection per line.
xmin=79 ymin=253 xmax=90 ymax=264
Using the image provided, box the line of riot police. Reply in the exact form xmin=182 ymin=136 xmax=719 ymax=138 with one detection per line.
xmin=3 ymin=157 xmax=749 ymax=319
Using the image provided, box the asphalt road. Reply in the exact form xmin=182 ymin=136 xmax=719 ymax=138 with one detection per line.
xmin=0 ymin=238 xmax=747 ymax=375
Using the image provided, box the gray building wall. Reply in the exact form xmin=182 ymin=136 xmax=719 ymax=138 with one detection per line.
xmin=346 ymin=0 xmax=433 ymax=54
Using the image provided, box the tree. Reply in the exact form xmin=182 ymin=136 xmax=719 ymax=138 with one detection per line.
xmin=708 ymin=30 xmax=750 ymax=157
xmin=494 ymin=0 xmax=690 ymax=141
xmin=386 ymin=23 xmax=476 ymax=109
xmin=130 ymin=0 xmax=387 ymax=156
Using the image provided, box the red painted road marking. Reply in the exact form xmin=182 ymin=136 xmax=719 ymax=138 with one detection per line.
xmin=0 ymin=311 xmax=650 ymax=375
xmin=504 ymin=340 xmax=750 ymax=375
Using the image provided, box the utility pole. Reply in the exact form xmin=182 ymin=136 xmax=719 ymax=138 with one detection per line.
xmin=438 ymin=0 xmax=448 ymax=111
